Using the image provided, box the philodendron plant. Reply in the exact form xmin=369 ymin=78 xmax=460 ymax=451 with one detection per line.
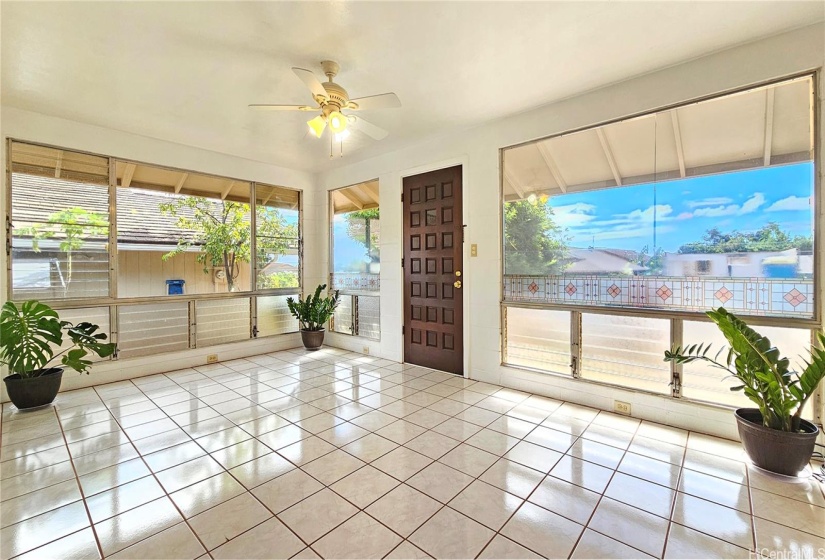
xmin=664 ymin=307 xmax=825 ymax=432
xmin=286 ymin=284 xmax=341 ymax=331
xmin=0 ymin=300 xmax=116 ymax=377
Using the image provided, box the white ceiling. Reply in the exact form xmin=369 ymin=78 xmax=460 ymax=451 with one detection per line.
xmin=2 ymin=2 xmax=823 ymax=173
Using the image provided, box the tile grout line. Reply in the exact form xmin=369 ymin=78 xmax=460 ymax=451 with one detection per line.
xmin=90 ymin=381 xmax=215 ymax=558
xmin=660 ymin=431 xmax=690 ymax=559
xmin=5 ymin=350 xmax=819 ymax=559
xmin=51 ymin=405 xmax=106 ymax=560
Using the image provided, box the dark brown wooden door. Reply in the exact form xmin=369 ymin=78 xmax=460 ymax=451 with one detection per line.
xmin=403 ymin=165 xmax=463 ymax=375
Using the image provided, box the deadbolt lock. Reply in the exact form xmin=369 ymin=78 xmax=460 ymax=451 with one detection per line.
xmin=454 ymin=280 xmax=462 ymax=289
xmin=455 ymin=271 xmax=461 ymax=277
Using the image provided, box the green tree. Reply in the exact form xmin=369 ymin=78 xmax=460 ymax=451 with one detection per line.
xmin=18 ymin=207 xmax=108 ymax=296
xmin=345 ymin=208 xmax=380 ymax=269
xmin=504 ymin=200 xmax=570 ymax=275
xmin=159 ymin=197 xmax=297 ymax=292
xmin=637 ymin=245 xmax=665 ymax=275
xmin=678 ymin=222 xmax=812 ymax=254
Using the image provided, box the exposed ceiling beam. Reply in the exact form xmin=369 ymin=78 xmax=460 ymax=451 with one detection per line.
xmin=763 ymin=87 xmax=775 ymax=167
xmin=503 ymin=168 xmax=525 ymax=199
xmin=260 ymin=189 xmax=275 ymax=206
xmin=535 ymin=141 xmax=567 ymax=193
xmin=220 ymin=180 xmax=235 ymax=200
xmin=339 ymin=188 xmax=364 ymax=210
xmin=54 ymin=151 xmax=63 ymax=179
xmin=361 ymin=182 xmax=380 ymax=204
xmin=671 ymin=110 xmax=686 ymax=178
xmin=121 ymin=163 xmax=136 ymax=188
xmin=174 ymin=173 xmax=188 ymax=193
xmin=596 ymin=129 xmax=622 ymax=187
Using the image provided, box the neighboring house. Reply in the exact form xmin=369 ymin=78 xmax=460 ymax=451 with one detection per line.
xmin=663 ymin=248 xmax=803 ymax=278
xmin=563 ymin=248 xmax=648 ymax=276
xmin=11 ymin=174 xmax=296 ymax=299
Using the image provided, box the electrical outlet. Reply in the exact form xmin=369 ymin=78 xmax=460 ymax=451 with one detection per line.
xmin=614 ymin=400 xmax=631 ymax=415
xmin=206 ymin=354 xmax=219 ymax=364
xmin=362 ymin=346 xmax=370 ymax=355
xmin=470 ymin=244 xmax=478 ymax=257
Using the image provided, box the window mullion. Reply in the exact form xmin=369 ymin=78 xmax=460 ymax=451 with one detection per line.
xmin=670 ymin=318 xmax=683 ymax=398
xmin=108 ymin=157 xmax=118 ymax=300
xmin=250 ymin=182 xmax=257 ymax=293
xmin=571 ymin=310 xmax=582 ymax=378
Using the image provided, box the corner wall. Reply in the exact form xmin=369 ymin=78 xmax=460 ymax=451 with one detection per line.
xmin=316 ymin=23 xmax=825 ymax=440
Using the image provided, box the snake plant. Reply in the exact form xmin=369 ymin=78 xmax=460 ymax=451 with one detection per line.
xmin=0 ymin=300 xmax=116 ymax=378
xmin=286 ymin=284 xmax=340 ymax=331
xmin=664 ymin=307 xmax=825 ymax=432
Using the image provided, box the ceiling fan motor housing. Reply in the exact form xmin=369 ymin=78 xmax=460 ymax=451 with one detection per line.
xmin=321 ymin=81 xmax=349 ymax=114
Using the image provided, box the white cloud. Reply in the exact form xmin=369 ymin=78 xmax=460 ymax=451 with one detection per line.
xmin=551 ymin=203 xmax=597 ymax=228
xmin=693 ymin=193 xmax=765 ymax=218
xmin=739 ymin=192 xmax=766 ymax=214
xmin=565 ymin=204 xmax=674 ymax=243
xmin=686 ymin=197 xmax=733 ymax=208
xmin=766 ymin=196 xmax=810 ymax=212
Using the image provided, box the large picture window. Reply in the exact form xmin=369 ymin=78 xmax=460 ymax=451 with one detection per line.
xmin=7 ymin=141 xmax=302 ymax=358
xmin=502 ymin=75 xmax=815 ymax=319
xmin=329 ymin=181 xmax=380 ymax=339
xmin=501 ymin=75 xmax=820 ymax=415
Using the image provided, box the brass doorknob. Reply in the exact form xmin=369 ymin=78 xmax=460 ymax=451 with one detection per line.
xmin=454 ymin=280 xmax=462 ymax=289
xmin=455 ymin=271 xmax=461 ymax=277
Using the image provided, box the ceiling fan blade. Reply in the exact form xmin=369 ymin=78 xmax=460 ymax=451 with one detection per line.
xmin=248 ymin=104 xmax=315 ymax=111
xmin=348 ymin=92 xmax=401 ymax=110
xmin=351 ymin=116 xmax=389 ymax=140
xmin=292 ymin=67 xmax=328 ymax=101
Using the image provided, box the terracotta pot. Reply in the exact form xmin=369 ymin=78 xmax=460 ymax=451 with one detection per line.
xmin=301 ymin=329 xmax=325 ymax=350
xmin=4 ymin=368 xmax=64 ymax=410
xmin=735 ymin=408 xmax=819 ymax=476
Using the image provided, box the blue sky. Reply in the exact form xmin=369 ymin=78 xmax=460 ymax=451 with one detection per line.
xmin=333 ymin=214 xmax=372 ymax=272
xmin=548 ymin=162 xmax=814 ymax=253
xmin=328 ymin=162 xmax=815 ymax=268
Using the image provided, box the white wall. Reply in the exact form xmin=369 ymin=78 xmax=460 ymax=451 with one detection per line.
xmin=316 ymin=23 xmax=825 ymax=440
xmin=0 ymin=107 xmax=314 ymax=399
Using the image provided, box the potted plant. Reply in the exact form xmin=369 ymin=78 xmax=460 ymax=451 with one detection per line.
xmin=664 ymin=307 xmax=823 ymax=476
xmin=1 ymin=300 xmax=116 ymax=410
xmin=286 ymin=284 xmax=340 ymax=350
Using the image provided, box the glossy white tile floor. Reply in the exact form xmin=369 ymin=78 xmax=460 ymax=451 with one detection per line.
xmin=1 ymin=347 xmax=823 ymax=559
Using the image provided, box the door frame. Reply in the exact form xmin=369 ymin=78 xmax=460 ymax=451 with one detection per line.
xmin=398 ymin=156 xmax=470 ymax=377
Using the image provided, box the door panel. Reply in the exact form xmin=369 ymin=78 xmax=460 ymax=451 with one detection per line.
xmin=403 ymin=165 xmax=463 ymax=375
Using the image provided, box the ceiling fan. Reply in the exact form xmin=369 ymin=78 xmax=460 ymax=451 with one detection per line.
xmin=250 ymin=60 xmax=401 ymax=143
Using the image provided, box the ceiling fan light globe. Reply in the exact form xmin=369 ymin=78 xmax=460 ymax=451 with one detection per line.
xmin=328 ymin=111 xmax=348 ymax=134
xmin=307 ymin=115 xmax=326 ymax=138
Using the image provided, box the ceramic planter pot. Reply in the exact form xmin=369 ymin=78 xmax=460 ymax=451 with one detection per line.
xmin=735 ymin=408 xmax=819 ymax=476
xmin=301 ymin=329 xmax=325 ymax=351
xmin=4 ymin=368 xmax=64 ymax=410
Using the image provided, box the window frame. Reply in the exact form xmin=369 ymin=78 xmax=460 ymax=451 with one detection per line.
xmin=5 ymin=138 xmax=304 ymax=352
xmin=498 ymin=71 xmax=823 ymax=425
xmin=327 ymin=181 xmax=381 ymax=340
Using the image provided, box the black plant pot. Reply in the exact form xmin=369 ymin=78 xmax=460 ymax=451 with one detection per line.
xmin=4 ymin=368 xmax=64 ymax=410
xmin=301 ymin=329 xmax=325 ymax=351
xmin=735 ymin=408 xmax=819 ymax=477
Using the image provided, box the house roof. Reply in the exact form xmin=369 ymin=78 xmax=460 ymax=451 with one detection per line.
xmin=12 ymin=173 xmax=204 ymax=246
